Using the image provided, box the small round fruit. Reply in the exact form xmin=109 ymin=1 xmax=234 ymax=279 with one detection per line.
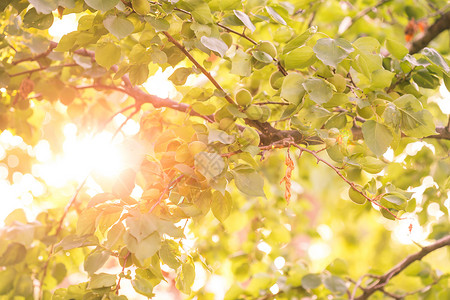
xmin=260 ymin=106 xmax=271 ymax=122
xmin=235 ymin=89 xmax=253 ymax=107
xmin=257 ymin=41 xmax=277 ymax=58
xmin=240 ymin=127 xmax=260 ymax=146
xmin=270 ymin=71 xmax=284 ymax=90
xmin=356 ymin=106 xmax=374 ymax=119
xmin=348 ymin=187 xmax=367 ymax=205
xmin=245 ymin=105 xmax=263 ymax=120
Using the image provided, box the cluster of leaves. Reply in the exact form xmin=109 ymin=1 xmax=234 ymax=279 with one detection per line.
xmin=0 ymin=0 xmax=449 ymax=299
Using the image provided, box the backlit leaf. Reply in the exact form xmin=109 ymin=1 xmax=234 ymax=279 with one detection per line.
xmin=313 ymin=38 xmax=354 ymax=68
xmin=361 ymin=120 xmax=393 ymax=156
xmin=233 ymin=10 xmax=255 ymax=32
xmin=95 ymin=42 xmax=121 ymax=69
xmin=200 ymin=36 xmax=228 ymax=57
xmin=103 ymin=15 xmax=134 ymax=39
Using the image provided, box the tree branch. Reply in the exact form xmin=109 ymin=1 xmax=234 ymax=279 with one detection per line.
xmin=409 ymin=11 xmax=450 ymax=54
xmin=338 ymin=0 xmax=391 ymax=34
xmin=162 ymin=31 xmax=235 ymax=105
xmin=355 ymin=234 xmax=450 ymax=300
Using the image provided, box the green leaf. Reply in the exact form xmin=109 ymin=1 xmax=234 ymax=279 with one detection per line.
xmin=313 ymin=38 xmax=354 ymax=68
xmin=85 ymin=0 xmax=119 ymax=12
xmin=208 ymin=129 xmax=235 ymax=144
xmin=284 ymin=46 xmax=316 ymax=69
xmin=129 ymin=64 xmax=149 ymax=85
xmin=323 ymin=275 xmax=347 ymax=294
xmin=386 ymin=39 xmax=408 ymax=60
xmin=200 ymin=36 xmax=228 ymax=57
xmin=84 ymin=249 xmax=110 ymax=275
xmin=211 ymin=190 xmax=232 ymax=222
xmin=301 ymin=274 xmax=322 ymax=289
xmin=381 ymin=194 xmax=407 ymax=210
xmin=15 ymin=275 xmax=33 ymax=297
xmin=359 ymin=157 xmax=386 ymax=174
xmin=444 ymin=73 xmax=450 ymax=92
xmin=412 ymin=69 xmax=439 ymax=89
xmin=280 ymin=73 xmax=305 ymax=105
xmin=252 ymin=50 xmax=272 ymax=63
xmin=169 ymin=67 xmax=192 ymax=85
xmin=95 ymin=42 xmax=121 ymax=69
xmin=179 ymin=0 xmax=213 ymax=24
xmin=361 ymin=120 xmax=393 ymax=156
xmin=371 ymin=69 xmax=394 ymax=89
xmin=0 ymin=243 xmax=26 ymax=266
xmin=353 ymin=36 xmax=380 ymax=53
xmin=4 ymin=208 xmax=27 ymax=225
xmin=232 ymin=169 xmax=265 ymax=197
xmin=132 ymin=0 xmax=150 ymax=15
xmin=132 ymin=274 xmax=154 ymax=297
xmin=176 ymin=262 xmax=195 ymax=294
xmin=103 ymin=15 xmax=134 ymax=39
xmin=302 ymin=78 xmax=333 ymax=104
xmin=55 ymin=234 xmax=99 ymax=251
xmin=192 ymin=102 xmax=216 ymax=115
xmin=194 ymin=152 xmax=226 ymax=180
xmin=89 ymin=273 xmax=117 ymax=289
xmin=0 ymin=269 xmax=16 ymax=295
xmin=28 ymin=0 xmax=58 ymax=14
xmin=52 ymin=263 xmax=67 ymax=284
xmin=125 ymin=211 xmax=157 ymax=242
xmin=422 ymin=47 xmax=450 ymax=73
xmin=233 ymin=10 xmax=255 ymax=32
xmin=77 ymin=208 xmax=98 ymax=236
xmin=231 ymin=49 xmax=252 ymax=77
xmin=283 ymin=26 xmax=317 ymax=54
xmin=145 ymin=16 xmax=170 ymax=32
xmin=23 ymin=8 xmax=54 ymax=30
xmin=125 ymin=232 xmax=161 ymax=264
xmin=266 ymin=6 xmax=287 ymax=25
xmin=159 ymin=240 xmax=181 ymax=269
xmin=393 ymin=95 xmax=437 ymax=137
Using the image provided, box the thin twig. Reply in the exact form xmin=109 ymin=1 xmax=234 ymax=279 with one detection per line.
xmin=115 ymin=251 xmax=131 ymax=295
xmin=354 ymin=235 xmax=450 ymax=300
xmin=39 ymin=175 xmax=89 ymax=299
xmin=339 ymin=0 xmax=391 ymax=34
xmin=9 ymin=63 xmax=78 ymax=77
xmin=149 ymin=175 xmax=185 ymax=213
xmin=163 ymin=31 xmax=235 ymax=105
xmin=112 ymin=108 xmax=140 ymax=140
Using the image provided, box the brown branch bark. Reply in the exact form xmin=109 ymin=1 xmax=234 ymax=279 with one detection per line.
xmin=409 ymin=11 xmax=450 ymax=54
xmin=354 ymin=234 xmax=450 ymax=300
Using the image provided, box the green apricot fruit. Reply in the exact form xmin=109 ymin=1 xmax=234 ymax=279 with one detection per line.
xmin=356 ymin=106 xmax=374 ymax=119
xmin=270 ymin=71 xmax=284 ymax=90
xmin=348 ymin=187 xmax=367 ymax=205
xmin=245 ymin=105 xmax=263 ymax=120
xmin=257 ymin=41 xmax=277 ymax=58
xmin=260 ymin=105 xmax=271 ymax=122
xmin=235 ymin=89 xmax=253 ymax=107
xmin=240 ymin=127 xmax=260 ymax=146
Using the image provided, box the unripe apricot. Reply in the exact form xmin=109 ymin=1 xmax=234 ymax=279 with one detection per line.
xmin=235 ymin=89 xmax=253 ymax=107
xmin=257 ymin=41 xmax=277 ymax=58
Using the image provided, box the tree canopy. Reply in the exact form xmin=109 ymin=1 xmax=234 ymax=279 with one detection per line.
xmin=0 ymin=0 xmax=450 ymax=299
